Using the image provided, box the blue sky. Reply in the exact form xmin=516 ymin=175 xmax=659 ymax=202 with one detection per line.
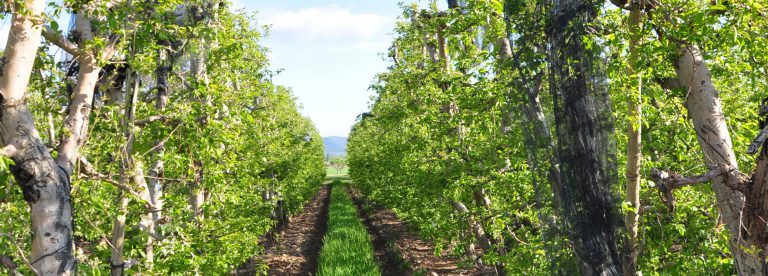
xmin=238 ymin=1 xmax=445 ymax=137
xmin=0 ymin=1 xmax=445 ymax=137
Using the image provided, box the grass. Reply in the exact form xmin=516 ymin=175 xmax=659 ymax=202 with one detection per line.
xmin=325 ymin=166 xmax=348 ymax=176
xmin=326 ymin=175 xmax=350 ymax=183
xmin=317 ymin=181 xmax=380 ymax=276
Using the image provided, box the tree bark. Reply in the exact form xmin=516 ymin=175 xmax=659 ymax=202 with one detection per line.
xmin=502 ymin=34 xmax=564 ymax=210
xmin=190 ymin=159 xmax=205 ymax=222
xmin=499 ymin=0 xmax=569 ymax=266
xmin=47 ymin=2 xmax=122 ymax=172
xmin=109 ymin=67 xmax=139 ymax=276
xmin=109 ymin=193 xmax=130 ymax=276
xmin=515 ymin=76 xmax=571 ymax=274
xmin=672 ymin=45 xmax=767 ymax=274
xmin=548 ymin=0 xmax=622 ymax=274
xmin=188 ymin=42 xmax=208 ymax=223
xmin=0 ymin=0 xmax=75 ymax=274
xmin=55 ymin=13 xmax=103 ymax=174
xmin=143 ymin=47 xmax=171 ymax=269
xmin=623 ymin=4 xmax=644 ymax=276
xmin=472 ymin=188 xmax=507 ymax=276
xmin=450 ymin=201 xmax=492 ymax=261
xmin=0 ymin=254 xmax=19 ymax=275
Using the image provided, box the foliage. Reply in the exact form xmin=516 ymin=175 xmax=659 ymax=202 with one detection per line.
xmin=0 ymin=1 xmax=325 ymax=274
xmin=348 ymin=0 xmax=768 ymax=274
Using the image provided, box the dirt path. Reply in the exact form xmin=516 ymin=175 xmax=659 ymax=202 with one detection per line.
xmin=239 ymin=184 xmax=331 ymax=275
xmin=346 ymin=186 xmax=492 ymax=276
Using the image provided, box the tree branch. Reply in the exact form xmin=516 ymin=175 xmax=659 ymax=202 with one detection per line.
xmin=174 ymin=71 xmax=194 ymax=90
xmin=655 ymin=77 xmax=682 ymax=90
xmin=77 ymin=157 xmax=148 ymax=205
xmin=101 ymin=34 xmax=121 ymax=60
xmin=651 ymin=165 xmax=733 ymax=189
xmin=0 ymin=145 xmax=17 ymax=159
xmin=611 ymin=0 xmax=660 ymax=11
xmin=610 ymin=0 xmax=630 ymax=10
xmin=650 ymin=164 xmax=747 ymax=211
xmin=0 ymin=233 xmax=34 ymax=274
xmin=134 ymin=115 xmax=171 ymax=127
xmin=747 ymin=124 xmax=768 ymax=154
xmin=450 ymin=200 xmax=470 ymax=213
xmin=0 ymin=255 xmax=18 ymax=273
xmin=41 ymin=26 xmax=78 ymax=55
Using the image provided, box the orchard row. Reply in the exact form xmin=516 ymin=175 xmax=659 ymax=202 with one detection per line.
xmin=0 ymin=1 xmax=325 ymax=275
xmin=348 ymin=1 xmax=768 ymax=275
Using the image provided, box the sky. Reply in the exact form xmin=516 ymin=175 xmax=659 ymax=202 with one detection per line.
xmin=0 ymin=1 xmax=445 ymax=137
xmin=239 ymin=1 xmax=445 ymax=137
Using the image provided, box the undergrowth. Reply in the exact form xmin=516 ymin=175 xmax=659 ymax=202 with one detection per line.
xmin=317 ymin=181 xmax=380 ymax=276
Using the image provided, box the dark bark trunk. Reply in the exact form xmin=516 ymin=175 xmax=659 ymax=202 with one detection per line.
xmin=0 ymin=255 xmax=18 ymax=273
xmin=500 ymin=1 xmax=569 ymax=269
xmin=548 ymin=0 xmax=622 ymax=274
xmin=4 ymin=115 xmax=74 ymax=275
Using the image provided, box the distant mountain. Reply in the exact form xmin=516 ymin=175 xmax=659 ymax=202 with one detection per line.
xmin=323 ymin=136 xmax=348 ymax=157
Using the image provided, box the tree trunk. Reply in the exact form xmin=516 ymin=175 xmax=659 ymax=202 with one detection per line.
xmin=0 ymin=0 xmax=75 ymax=274
xmin=450 ymin=200 xmax=491 ymax=266
xmin=133 ymin=160 xmax=155 ymax=268
xmin=451 ymin=198 xmax=508 ymax=275
xmin=623 ymin=5 xmax=643 ymax=276
xmin=522 ymin=81 xmax=564 ymax=207
xmin=548 ymin=0 xmax=622 ymax=274
xmin=190 ymin=159 xmax=205 ymax=222
xmin=46 ymin=112 xmax=56 ymax=148
xmin=472 ymin=188 xmax=507 ymax=276
xmin=110 ymin=68 xmax=139 ymax=276
xmin=142 ymin=45 xmax=174 ymax=270
xmin=55 ymin=14 xmax=102 ymax=173
xmin=109 ymin=193 xmax=130 ymax=276
xmin=673 ymin=45 xmax=766 ymax=274
xmin=499 ymin=12 xmax=569 ymax=268
xmin=188 ymin=42 xmax=208 ymax=223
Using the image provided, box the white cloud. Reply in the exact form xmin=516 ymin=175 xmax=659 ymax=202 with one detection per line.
xmin=260 ymin=6 xmax=392 ymax=40
xmin=327 ymin=41 xmax=390 ymax=53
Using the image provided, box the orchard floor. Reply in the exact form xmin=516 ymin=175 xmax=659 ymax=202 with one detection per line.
xmin=346 ymin=185 xmax=492 ymax=276
xmin=239 ymin=178 xmax=491 ymax=275
xmin=239 ymin=184 xmax=332 ymax=275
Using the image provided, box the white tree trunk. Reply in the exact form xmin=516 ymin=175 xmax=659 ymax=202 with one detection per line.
xmin=109 ymin=193 xmax=130 ymax=276
xmin=674 ymin=45 xmax=766 ymax=274
xmin=0 ymin=0 xmax=75 ymax=274
xmin=55 ymin=13 xmax=102 ymax=173
xmin=189 ymin=43 xmax=208 ymax=222
xmin=623 ymin=6 xmax=643 ymax=276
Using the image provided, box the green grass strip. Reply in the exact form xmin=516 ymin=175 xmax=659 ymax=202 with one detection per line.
xmin=317 ymin=182 xmax=381 ymax=276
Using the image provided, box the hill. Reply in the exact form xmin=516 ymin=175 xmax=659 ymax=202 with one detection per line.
xmin=323 ymin=136 xmax=348 ymax=157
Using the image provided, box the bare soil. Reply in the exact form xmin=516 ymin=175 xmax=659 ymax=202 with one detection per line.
xmin=346 ymin=186 xmax=492 ymax=276
xmin=237 ymin=183 xmax=492 ymax=276
xmin=237 ymin=184 xmax=331 ymax=275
